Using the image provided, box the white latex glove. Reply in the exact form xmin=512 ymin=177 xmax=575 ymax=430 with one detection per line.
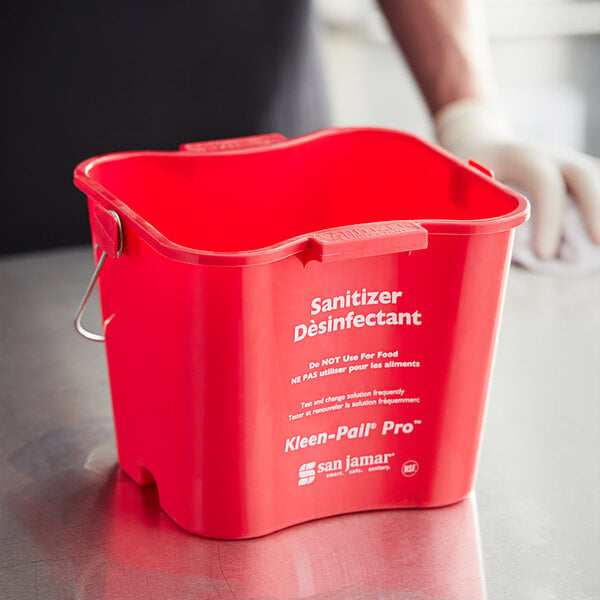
xmin=435 ymin=98 xmax=600 ymax=260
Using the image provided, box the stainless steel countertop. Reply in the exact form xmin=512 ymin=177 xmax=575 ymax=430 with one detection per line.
xmin=1 ymin=247 xmax=598 ymax=599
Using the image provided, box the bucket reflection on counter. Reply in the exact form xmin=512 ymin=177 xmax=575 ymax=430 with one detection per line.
xmin=74 ymin=128 xmax=528 ymax=538
xmin=88 ymin=472 xmax=485 ymax=599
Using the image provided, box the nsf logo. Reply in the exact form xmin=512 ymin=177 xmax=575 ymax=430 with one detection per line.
xmin=298 ymin=461 xmax=317 ymax=486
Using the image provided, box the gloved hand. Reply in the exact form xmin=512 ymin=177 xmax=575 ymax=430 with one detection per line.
xmin=434 ymin=98 xmax=600 ymax=260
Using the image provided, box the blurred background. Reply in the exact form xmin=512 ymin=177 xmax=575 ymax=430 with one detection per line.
xmin=1 ymin=0 xmax=599 ymax=254
xmin=317 ymin=0 xmax=600 ymax=153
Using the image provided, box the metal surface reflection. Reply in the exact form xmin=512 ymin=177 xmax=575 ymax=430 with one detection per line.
xmin=97 ymin=447 xmax=484 ymax=599
xmin=4 ymin=418 xmax=485 ymax=600
xmin=106 ymin=474 xmax=486 ymax=599
xmin=106 ymin=479 xmax=485 ymax=599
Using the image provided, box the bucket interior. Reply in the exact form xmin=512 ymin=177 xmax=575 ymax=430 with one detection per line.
xmin=84 ymin=130 xmax=520 ymax=252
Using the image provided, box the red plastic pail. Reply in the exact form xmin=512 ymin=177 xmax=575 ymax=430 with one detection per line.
xmin=74 ymin=128 xmax=528 ymax=539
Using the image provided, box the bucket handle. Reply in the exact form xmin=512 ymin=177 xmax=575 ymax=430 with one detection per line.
xmin=74 ymin=208 xmax=123 ymax=342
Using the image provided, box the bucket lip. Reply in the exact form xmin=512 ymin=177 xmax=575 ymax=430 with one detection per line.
xmin=74 ymin=127 xmax=530 ymax=266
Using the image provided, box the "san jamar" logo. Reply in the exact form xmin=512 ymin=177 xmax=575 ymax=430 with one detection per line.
xmin=298 ymin=451 xmax=396 ymax=486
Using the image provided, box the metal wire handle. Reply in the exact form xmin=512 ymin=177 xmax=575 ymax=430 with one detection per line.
xmin=74 ymin=210 xmax=123 ymax=342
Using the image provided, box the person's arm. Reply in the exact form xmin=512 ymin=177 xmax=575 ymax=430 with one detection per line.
xmin=377 ymin=0 xmax=493 ymax=113
xmin=378 ymin=0 xmax=600 ymax=260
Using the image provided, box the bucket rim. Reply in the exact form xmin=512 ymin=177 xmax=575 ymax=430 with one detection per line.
xmin=74 ymin=127 xmax=530 ymax=266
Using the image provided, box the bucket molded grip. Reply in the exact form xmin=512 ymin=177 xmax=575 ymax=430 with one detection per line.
xmin=74 ymin=207 xmax=123 ymax=342
xmin=307 ymin=221 xmax=428 ymax=263
xmin=179 ymin=133 xmax=287 ymax=154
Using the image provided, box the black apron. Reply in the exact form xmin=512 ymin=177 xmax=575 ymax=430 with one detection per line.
xmin=1 ymin=0 xmax=330 ymax=252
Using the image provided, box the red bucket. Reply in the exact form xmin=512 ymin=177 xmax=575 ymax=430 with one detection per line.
xmin=74 ymin=128 xmax=528 ymax=539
